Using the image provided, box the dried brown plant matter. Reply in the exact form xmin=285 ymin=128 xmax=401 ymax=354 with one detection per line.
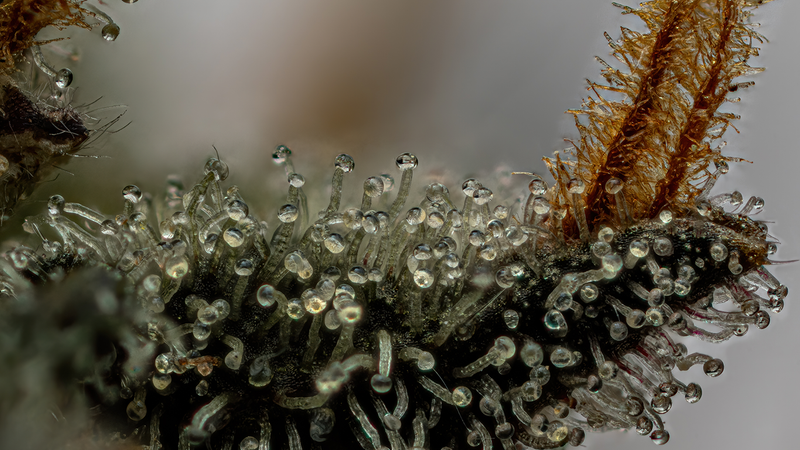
xmin=548 ymin=0 xmax=768 ymax=237
xmin=0 ymin=1 xmax=96 ymax=221
xmin=0 ymin=0 xmax=91 ymax=71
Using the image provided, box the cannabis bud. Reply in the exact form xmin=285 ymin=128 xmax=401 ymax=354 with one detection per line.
xmin=0 ymin=1 xmax=788 ymax=450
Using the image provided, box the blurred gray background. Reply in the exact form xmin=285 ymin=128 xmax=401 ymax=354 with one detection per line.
xmin=22 ymin=1 xmax=800 ymax=449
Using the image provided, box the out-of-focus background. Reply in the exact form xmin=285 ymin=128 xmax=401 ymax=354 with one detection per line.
xmin=16 ymin=1 xmax=800 ymax=449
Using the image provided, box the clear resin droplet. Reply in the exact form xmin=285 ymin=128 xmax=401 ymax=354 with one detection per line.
xmin=166 ymin=255 xmax=189 ymax=279
xmin=417 ymin=352 xmax=435 ymax=371
xmin=272 ymin=145 xmax=291 ymax=163
xmin=337 ymin=300 xmax=362 ymax=323
xmin=248 ymin=356 xmax=273 ymax=387
xmin=371 ymin=374 xmax=392 ymax=393
xmin=324 ymin=234 xmax=345 ymax=253
xmin=550 ymin=347 xmax=573 ymax=368
xmin=223 ymin=228 xmax=245 ymax=247
xmin=629 ymin=240 xmax=649 ymax=258
xmin=413 ymin=269 xmax=434 ymax=288
xmin=122 ymin=185 xmax=143 ymax=203
xmin=256 ymin=284 xmax=278 ymax=307
xmin=235 ymin=258 xmax=254 ymax=276
xmin=531 ymin=365 xmax=550 ymax=386
xmin=503 ymin=310 xmax=520 ymax=329
xmin=48 ymin=195 xmax=65 ymax=215
xmin=522 ymin=381 xmax=542 ymax=402
xmin=193 ymin=321 xmax=211 ymax=340
xmin=653 ymin=236 xmax=673 ymax=256
xmin=710 ymin=242 xmax=728 ymax=261
xmin=287 ymin=299 xmax=305 ymax=319
xmin=598 ymin=361 xmax=618 ymax=380
xmin=554 ymin=292 xmax=573 ymax=311
xmin=452 ymin=386 xmax=472 ymax=407
xmin=55 ymin=68 xmax=73 ymax=89
xmin=396 ymin=153 xmax=418 ymax=170
xmin=703 ymin=359 xmax=724 ymax=377
xmin=547 ymin=421 xmax=568 ymax=442
xmin=239 ymin=436 xmax=259 ymax=450
xmin=646 ymin=307 xmax=665 ymax=326
xmin=586 ymin=374 xmax=602 ymax=393
xmin=364 ymin=177 xmax=384 ymax=197
xmin=334 ymin=154 xmax=355 ymax=172
xmin=626 ymin=309 xmax=646 ymax=328
xmin=324 ymin=310 xmax=341 ymax=330
xmin=198 ymin=305 xmax=220 ymax=324
xmin=288 ymin=172 xmax=305 ymax=187
xmin=580 ymin=283 xmax=599 ymax=302
xmin=126 ymin=400 xmax=146 ymax=421
xmin=650 ymin=430 xmax=670 ymax=445
xmin=101 ymin=23 xmax=121 ymax=41
xmin=348 ymin=266 xmax=368 ymax=284
xmin=685 ymin=382 xmax=702 ymax=403
xmin=604 ymin=177 xmax=623 ymax=194
xmin=152 ymin=373 xmax=171 ymax=390
xmin=636 ymin=417 xmax=653 ymax=435
xmin=544 ymin=310 xmax=568 ymax=337
xmin=609 ymin=321 xmax=628 ymax=341
xmin=651 ymin=395 xmax=672 ymax=414
xmin=520 ymin=341 xmax=544 ymax=367
xmin=597 ymin=227 xmax=614 ymax=242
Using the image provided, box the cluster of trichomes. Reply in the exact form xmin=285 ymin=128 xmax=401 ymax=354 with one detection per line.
xmin=3 ymin=141 xmax=786 ymax=450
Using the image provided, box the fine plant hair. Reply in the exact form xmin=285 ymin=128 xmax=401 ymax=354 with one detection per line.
xmin=0 ymin=1 xmax=790 ymax=450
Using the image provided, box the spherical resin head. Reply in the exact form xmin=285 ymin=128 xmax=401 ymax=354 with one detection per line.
xmin=235 ymin=258 xmax=254 ymax=276
xmin=256 ymin=284 xmax=278 ymax=307
xmin=324 ymin=234 xmax=345 ymax=253
xmin=302 ymin=289 xmax=326 ymax=314
xmin=473 ymin=187 xmax=494 ymax=205
xmin=278 ymin=204 xmax=299 ymax=223
xmin=223 ymin=228 xmax=245 ymax=247
xmin=122 ymin=184 xmax=143 ymax=203
xmin=47 ymin=194 xmax=65 ymax=215
xmin=286 ymin=299 xmax=305 ymax=320
xmin=101 ymin=22 xmax=121 ymax=41
xmin=379 ymin=174 xmax=395 ymax=192
xmin=629 ymin=239 xmax=649 ymax=258
xmin=54 ymin=68 xmax=73 ymax=89
xmin=550 ymin=347 xmax=573 ymax=368
xmin=334 ymin=154 xmax=355 ymax=173
xmin=528 ymin=175 xmax=547 ymax=195
xmin=461 ymin=178 xmax=481 ymax=196
xmin=272 ymin=145 xmax=291 ymax=163
xmin=503 ymin=309 xmax=520 ymax=330
xmin=226 ymin=200 xmax=249 ymax=220
xmin=364 ymin=177 xmax=384 ymax=197
xmin=395 ymin=153 xmax=418 ymax=170
xmin=416 ymin=352 xmax=435 ymax=371
xmin=452 ymin=386 xmax=472 ymax=407
xmin=520 ymin=340 xmax=544 ymax=367
xmin=337 ymin=300 xmax=362 ymax=323
xmin=370 ymin=374 xmax=392 ymax=393
xmin=165 ymin=255 xmax=189 ymax=279
xmin=347 ymin=266 xmax=368 ymax=284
